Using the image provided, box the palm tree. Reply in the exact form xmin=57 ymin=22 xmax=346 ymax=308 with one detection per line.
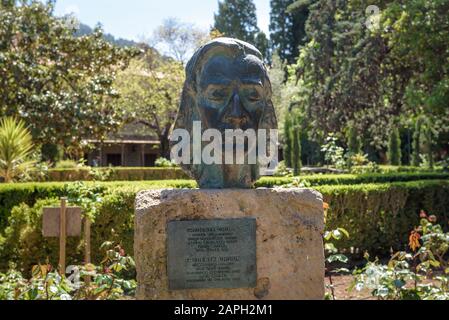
xmin=0 ymin=117 xmax=35 ymax=183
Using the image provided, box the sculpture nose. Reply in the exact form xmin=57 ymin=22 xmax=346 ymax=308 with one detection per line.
xmin=225 ymin=93 xmax=247 ymax=127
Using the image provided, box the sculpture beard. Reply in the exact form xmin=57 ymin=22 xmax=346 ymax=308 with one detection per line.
xmin=171 ymin=38 xmax=278 ymax=189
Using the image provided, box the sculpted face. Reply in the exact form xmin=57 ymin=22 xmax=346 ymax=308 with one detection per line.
xmin=171 ymin=38 xmax=278 ymax=189
xmin=197 ymin=54 xmax=267 ymax=132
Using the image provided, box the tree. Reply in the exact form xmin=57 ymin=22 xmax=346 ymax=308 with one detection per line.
xmin=283 ymin=117 xmax=293 ymax=168
xmin=0 ymin=1 xmax=138 ymax=158
xmin=291 ymin=124 xmax=302 ymax=175
xmin=254 ymin=31 xmax=270 ymax=62
xmin=289 ymin=0 xmax=449 ymax=158
xmin=388 ymin=127 xmax=402 ymax=166
xmin=115 ymin=47 xmax=185 ymax=158
xmin=0 ymin=117 xmax=35 ymax=183
xmin=422 ymin=127 xmax=435 ymax=169
xmin=346 ymin=125 xmax=361 ymax=155
xmin=270 ymin=0 xmax=310 ymax=63
xmin=152 ymin=18 xmax=209 ymax=64
xmin=412 ymin=118 xmax=423 ymax=167
xmin=214 ymin=0 xmax=260 ymax=44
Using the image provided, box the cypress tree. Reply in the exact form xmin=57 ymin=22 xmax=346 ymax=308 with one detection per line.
xmin=269 ymin=0 xmax=310 ymax=63
xmin=214 ymin=0 xmax=259 ymax=44
xmin=346 ymin=125 xmax=361 ymax=155
xmin=388 ymin=127 xmax=402 ymax=166
xmin=412 ymin=119 xmax=423 ymax=167
xmin=283 ymin=117 xmax=293 ymax=168
xmin=422 ymin=128 xmax=434 ymax=169
xmin=291 ymin=125 xmax=302 ymax=176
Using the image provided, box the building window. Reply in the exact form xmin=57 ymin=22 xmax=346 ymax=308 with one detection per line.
xmin=107 ymin=154 xmax=122 ymax=167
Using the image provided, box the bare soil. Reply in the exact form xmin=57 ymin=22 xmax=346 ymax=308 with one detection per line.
xmin=325 ymin=275 xmax=374 ymax=300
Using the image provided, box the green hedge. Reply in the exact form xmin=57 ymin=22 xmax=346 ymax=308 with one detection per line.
xmin=38 ymin=167 xmax=447 ymax=183
xmin=37 ymin=167 xmax=190 ymax=182
xmin=256 ymin=172 xmax=449 ymax=188
xmin=319 ymin=180 xmax=449 ymax=255
xmin=0 ymin=180 xmax=196 ymax=230
xmin=0 ymin=179 xmax=449 ymax=272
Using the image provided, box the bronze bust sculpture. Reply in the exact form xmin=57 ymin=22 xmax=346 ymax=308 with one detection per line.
xmin=171 ymin=37 xmax=277 ymax=188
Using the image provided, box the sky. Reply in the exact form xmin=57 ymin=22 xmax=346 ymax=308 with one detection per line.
xmin=53 ymin=0 xmax=271 ymax=42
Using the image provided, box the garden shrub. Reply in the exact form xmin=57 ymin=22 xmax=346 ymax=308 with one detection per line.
xmin=0 ymin=199 xmax=84 ymax=273
xmin=0 ymin=180 xmax=197 ymax=232
xmin=319 ymin=180 xmax=449 ymax=255
xmin=0 ymin=188 xmax=137 ymax=273
xmin=1 ymin=180 xmax=449 ymax=272
xmin=40 ymin=167 xmax=189 ymax=182
xmin=256 ymin=172 xmax=449 ymax=188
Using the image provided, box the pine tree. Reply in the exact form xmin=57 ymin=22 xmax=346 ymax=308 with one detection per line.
xmin=254 ymin=31 xmax=270 ymax=62
xmin=283 ymin=117 xmax=293 ymax=168
xmin=291 ymin=125 xmax=302 ymax=176
xmin=269 ymin=0 xmax=310 ymax=63
xmin=388 ymin=127 xmax=402 ymax=166
xmin=214 ymin=0 xmax=260 ymax=44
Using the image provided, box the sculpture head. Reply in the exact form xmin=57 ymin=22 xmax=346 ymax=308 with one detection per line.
xmin=171 ymin=37 xmax=277 ymax=188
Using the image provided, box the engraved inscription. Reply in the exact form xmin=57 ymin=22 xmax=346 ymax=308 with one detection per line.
xmin=167 ymin=218 xmax=256 ymax=290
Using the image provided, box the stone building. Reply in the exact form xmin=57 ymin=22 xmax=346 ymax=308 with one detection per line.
xmin=85 ymin=122 xmax=161 ymax=167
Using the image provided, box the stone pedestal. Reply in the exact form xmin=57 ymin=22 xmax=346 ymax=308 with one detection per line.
xmin=134 ymin=188 xmax=325 ymax=300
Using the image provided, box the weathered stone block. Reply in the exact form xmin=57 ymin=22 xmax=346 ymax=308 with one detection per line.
xmin=134 ymin=188 xmax=325 ymax=300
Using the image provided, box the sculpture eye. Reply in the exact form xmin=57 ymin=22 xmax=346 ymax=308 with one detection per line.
xmin=248 ymin=90 xmax=261 ymax=102
xmin=209 ymin=89 xmax=227 ymax=102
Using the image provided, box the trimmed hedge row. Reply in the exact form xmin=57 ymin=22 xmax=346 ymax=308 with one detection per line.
xmin=320 ymin=180 xmax=449 ymax=254
xmin=37 ymin=167 xmax=447 ymax=183
xmin=0 ymin=180 xmax=196 ymax=230
xmin=1 ymin=179 xmax=449 ymax=272
xmin=38 ymin=167 xmax=190 ymax=182
xmin=256 ymin=172 xmax=449 ymax=188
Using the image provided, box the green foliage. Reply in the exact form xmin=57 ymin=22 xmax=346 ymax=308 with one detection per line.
xmin=254 ymin=31 xmax=270 ymax=62
xmin=321 ymin=180 xmax=449 ymax=254
xmin=32 ymin=167 xmax=188 ymax=182
xmin=291 ymin=125 xmax=302 ymax=175
xmin=321 ymin=134 xmax=346 ymax=169
xmin=0 ymin=1 xmax=138 ymax=156
xmin=350 ymin=161 xmax=381 ymax=174
xmin=214 ymin=0 xmax=260 ymax=44
xmin=412 ymin=118 xmax=423 ymax=167
xmin=0 ymin=179 xmax=195 ymax=231
xmin=388 ymin=127 xmax=402 ymax=166
xmin=273 ymin=161 xmax=292 ymax=177
xmin=0 ymin=266 xmax=74 ymax=300
xmin=55 ymin=160 xmax=83 ymax=169
xmin=289 ymin=0 xmax=449 ymax=158
xmin=0 ymin=241 xmax=136 ymax=300
xmin=283 ymin=118 xmax=293 ymax=168
xmin=1 ymin=178 xmax=449 ymax=269
xmin=257 ymin=172 xmax=449 ymax=188
xmin=324 ymin=222 xmax=350 ymax=300
xmin=269 ymin=0 xmax=310 ymax=63
xmin=154 ymin=158 xmax=178 ymax=168
xmin=115 ymin=47 xmax=185 ymax=158
xmin=353 ymin=214 xmax=449 ymax=300
xmin=0 ymin=117 xmax=35 ymax=183
xmin=346 ymin=125 xmax=361 ymax=156
xmin=422 ymin=127 xmax=435 ymax=169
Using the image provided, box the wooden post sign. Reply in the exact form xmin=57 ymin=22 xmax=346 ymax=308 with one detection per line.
xmin=42 ymin=198 xmax=91 ymax=279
